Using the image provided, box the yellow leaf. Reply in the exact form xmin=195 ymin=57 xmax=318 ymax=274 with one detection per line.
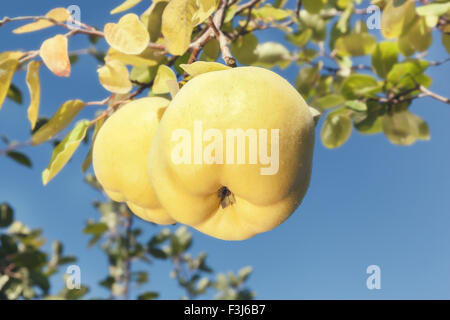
xmin=152 ymin=65 xmax=177 ymax=94
xmin=161 ymin=0 xmax=198 ymax=55
xmin=104 ymin=13 xmax=150 ymax=55
xmin=40 ymin=34 xmax=71 ymax=77
xmin=32 ymin=99 xmax=86 ymax=146
xmin=42 ymin=120 xmax=90 ymax=185
xmin=141 ymin=0 xmax=169 ymax=42
xmin=13 ymin=8 xmax=71 ymax=34
xmin=111 ymin=0 xmax=143 ymax=14
xmin=26 ymin=61 xmax=42 ymax=129
xmin=180 ymin=61 xmax=230 ymax=77
xmin=105 ymin=47 xmax=158 ymax=67
xmin=192 ymin=0 xmax=218 ymax=26
xmin=0 ymin=52 xmax=22 ymax=110
xmin=98 ymin=60 xmax=132 ymax=94
xmin=81 ymin=117 xmax=105 ymax=173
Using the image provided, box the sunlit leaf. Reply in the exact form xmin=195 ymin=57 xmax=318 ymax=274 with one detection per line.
xmin=40 ymin=35 xmax=71 ymax=77
xmin=104 ymin=13 xmax=150 ymax=55
xmin=286 ymin=29 xmax=312 ymax=47
xmin=0 ymin=52 xmax=22 ymax=110
xmin=312 ymin=94 xmax=345 ymax=110
xmin=130 ymin=65 xmax=157 ymax=83
xmin=110 ymin=0 xmax=143 ymax=14
xmin=416 ymin=2 xmax=450 ymax=17
xmin=335 ymin=33 xmax=376 ymax=56
xmin=399 ymin=16 xmax=432 ymax=54
xmin=141 ymin=1 xmax=169 ymax=42
xmin=105 ymin=47 xmax=158 ymax=67
xmin=253 ymin=4 xmax=291 ymax=21
xmin=341 ymin=74 xmax=380 ymax=99
xmin=321 ymin=109 xmax=352 ymax=149
xmin=13 ymin=8 xmax=71 ymax=34
xmin=161 ymin=0 xmax=197 ymax=55
xmin=192 ymin=0 xmax=218 ymax=26
xmin=381 ymin=0 xmax=415 ymax=39
xmin=386 ymin=60 xmax=430 ymax=91
xmin=371 ymin=41 xmax=398 ymax=78
xmin=252 ymin=42 xmax=292 ymax=69
xmin=26 ymin=61 xmax=42 ymax=129
xmin=32 ymin=99 xmax=85 ymax=146
xmin=42 ymin=120 xmax=90 ymax=185
xmin=345 ymin=100 xmax=367 ymax=112
xmin=180 ymin=61 xmax=230 ymax=77
xmin=152 ymin=65 xmax=177 ymax=94
xmin=98 ymin=60 xmax=132 ymax=94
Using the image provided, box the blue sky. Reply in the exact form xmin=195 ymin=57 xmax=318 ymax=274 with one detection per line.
xmin=1 ymin=0 xmax=450 ymax=299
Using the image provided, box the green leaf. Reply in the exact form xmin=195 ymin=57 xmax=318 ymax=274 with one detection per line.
xmin=386 ymin=60 xmax=430 ymax=91
xmin=337 ymin=2 xmax=353 ymax=33
xmin=335 ymin=33 xmax=376 ymax=56
xmin=381 ymin=0 xmax=416 ymax=39
xmin=180 ymin=61 xmax=230 ymax=77
xmin=32 ymin=99 xmax=86 ymax=146
xmin=443 ymin=33 xmax=450 ymax=54
xmin=138 ymin=291 xmax=159 ymax=300
xmin=341 ymin=74 xmax=380 ymax=100
xmin=286 ymin=29 xmax=312 ymax=47
xmin=130 ymin=65 xmax=157 ymax=84
xmin=7 ymin=84 xmax=22 ymax=104
xmin=0 ymin=203 xmax=14 ymax=228
xmin=321 ymin=109 xmax=352 ymax=149
xmin=83 ymin=222 xmax=108 ymax=235
xmin=252 ymin=42 xmax=292 ymax=69
xmin=399 ymin=16 xmax=432 ymax=55
xmin=296 ymin=63 xmax=321 ymax=99
xmin=6 ymin=151 xmax=32 ymax=168
xmin=231 ymin=33 xmax=258 ymax=65
xmin=312 ymin=94 xmax=345 ymax=110
xmin=141 ymin=1 xmax=169 ymax=42
xmin=382 ymin=110 xmax=430 ymax=145
xmin=371 ymin=41 xmax=398 ymax=78
xmin=354 ymin=101 xmax=383 ymax=135
xmin=303 ymin=0 xmax=327 ymax=14
xmin=148 ymin=248 xmax=168 ymax=259
xmin=345 ymin=100 xmax=367 ymax=112
xmin=253 ymin=4 xmax=290 ymax=21
xmin=42 ymin=120 xmax=90 ymax=185
xmin=200 ymin=39 xmax=220 ymax=61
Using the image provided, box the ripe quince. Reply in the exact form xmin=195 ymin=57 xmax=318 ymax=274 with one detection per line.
xmin=93 ymin=97 xmax=176 ymax=225
xmin=148 ymin=67 xmax=315 ymax=240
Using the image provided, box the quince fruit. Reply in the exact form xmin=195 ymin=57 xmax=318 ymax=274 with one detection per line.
xmin=148 ymin=66 xmax=315 ymax=240
xmin=93 ymin=97 xmax=176 ymax=225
